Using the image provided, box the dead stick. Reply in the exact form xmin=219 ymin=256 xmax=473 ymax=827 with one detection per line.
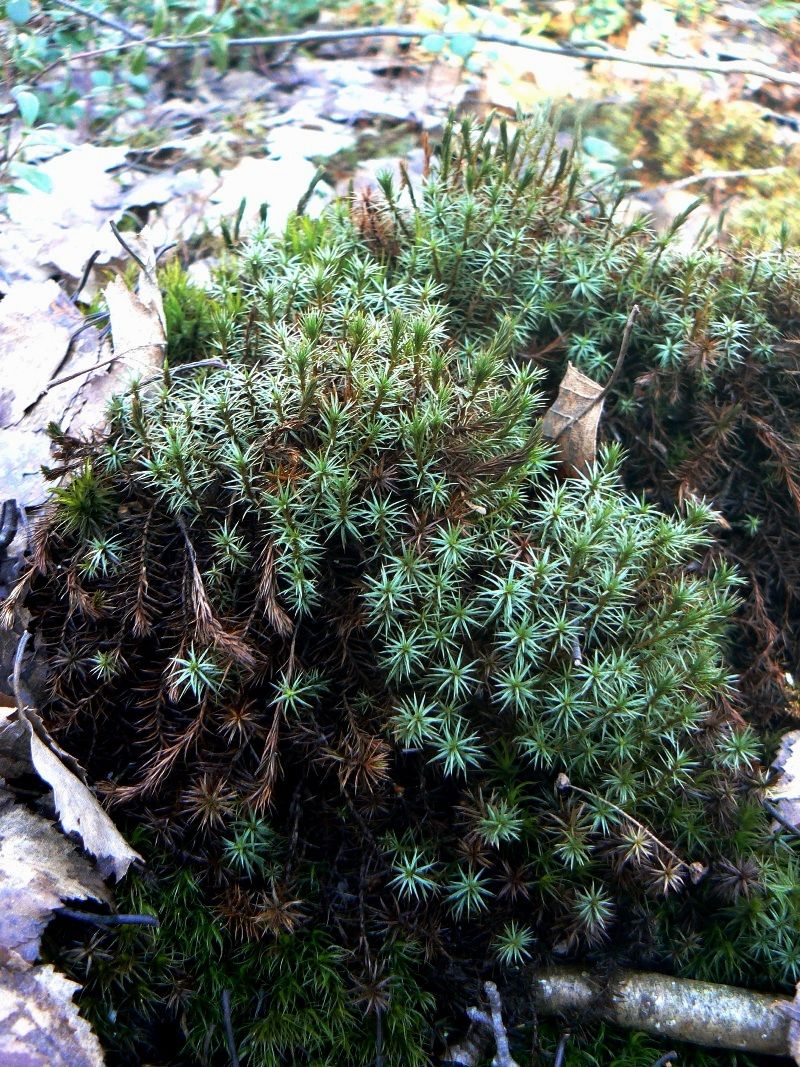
xmin=532 ymin=967 xmax=793 ymax=1056
xmin=29 ymin=25 xmax=800 ymax=88
xmin=48 ymin=0 xmax=145 ymax=41
xmin=221 ymin=989 xmax=240 ymax=1067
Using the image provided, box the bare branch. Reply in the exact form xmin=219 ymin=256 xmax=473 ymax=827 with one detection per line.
xmin=29 ymin=24 xmax=800 ymax=89
xmin=47 ymin=0 xmax=145 ymax=41
xmin=663 ymin=166 xmax=787 ymax=190
xmin=445 ymin=982 xmax=520 ymax=1067
xmin=533 ymin=967 xmax=794 ymax=1057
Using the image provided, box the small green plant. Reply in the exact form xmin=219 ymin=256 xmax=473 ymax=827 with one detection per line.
xmin=585 ymin=81 xmax=789 ymax=183
xmin=28 ymin=111 xmax=800 ymax=1065
xmin=0 ymin=0 xmax=390 ymax=137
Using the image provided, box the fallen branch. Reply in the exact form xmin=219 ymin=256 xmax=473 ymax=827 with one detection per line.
xmin=445 ymin=981 xmax=519 ymax=1066
xmin=29 ymin=24 xmax=800 ymax=89
xmin=48 ymin=0 xmax=145 ymax=41
xmin=532 ymin=967 xmax=796 ymax=1058
xmin=663 ymin=166 xmax=787 ymax=190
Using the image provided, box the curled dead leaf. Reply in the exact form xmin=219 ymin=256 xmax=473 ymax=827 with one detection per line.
xmin=3 ymin=634 xmax=141 ymax=881
xmin=104 ymin=224 xmax=166 ymax=378
xmin=541 ymin=362 xmax=604 ymax=477
xmin=0 ymin=791 xmax=107 ymax=962
xmin=767 ymin=729 xmax=800 ymax=832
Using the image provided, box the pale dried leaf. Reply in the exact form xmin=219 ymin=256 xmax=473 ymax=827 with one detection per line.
xmin=541 ymin=362 xmax=604 ymax=476
xmin=0 ymin=952 xmax=105 ymax=1067
xmin=20 ymin=715 xmax=142 ymax=882
xmin=767 ymin=729 xmax=800 ymax=829
xmin=0 ymin=796 xmax=107 ymax=962
xmin=0 ymin=429 xmax=54 ymax=509
xmin=0 ymin=281 xmax=76 ymax=427
xmin=103 ymin=227 xmax=166 ymax=378
xmin=1 ymin=685 xmax=141 ymax=881
xmin=203 ymin=155 xmax=332 ymax=236
xmin=0 ymin=280 xmax=118 ymax=506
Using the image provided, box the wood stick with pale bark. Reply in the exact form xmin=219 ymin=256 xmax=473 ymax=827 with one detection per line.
xmin=445 ymin=967 xmax=800 ymax=1065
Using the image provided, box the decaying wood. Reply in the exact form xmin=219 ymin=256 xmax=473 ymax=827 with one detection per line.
xmin=444 ymin=981 xmax=519 ymax=1066
xmin=444 ymin=967 xmax=799 ymax=1063
xmin=533 ymin=967 xmax=795 ymax=1059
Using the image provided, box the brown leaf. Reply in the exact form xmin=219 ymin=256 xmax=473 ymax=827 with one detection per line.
xmin=767 ymin=729 xmax=800 ymax=830
xmin=103 ymin=225 xmax=166 ymax=378
xmin=0 ymin=792 xmax=107 ymax=963
xmin=541 ymin=362 xmax=604 ymax=476
xmin=25 ymin=724 xmax=142 ymax=881
xmin=1 ymin=639 xmax=141 ymax=881
xmin=0 ymin=951 xmax=105 ymax=1067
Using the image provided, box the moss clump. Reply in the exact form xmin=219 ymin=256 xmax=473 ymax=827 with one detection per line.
xmin=587 ymin=82 xmax=788 ymax=183
xmin=24 ymin=111 xmax=800 ymax=1064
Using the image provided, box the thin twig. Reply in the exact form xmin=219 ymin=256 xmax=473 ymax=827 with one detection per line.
xmin=764 ymin=800 xmax=800 ymax=841
xmin=663 ymin=166 xmax=787 ymax=191
xmin=45 ymin=341 xmax=168 ymax=393
xmin=48 ymin=0 xmax=145 ymax=41
xmin=28 ymin=25 xmax=800 ymax=88
xmin=110 ymin=220 xmax=147 ymax=273
xmin=560 ymin=776 xmax=688 ymax=871
xmin=45 ymin=354 xmax=118 ymax=390
xmin=553 ymin=1032 xmax=570 ymax=1067
xmin=551 ymin=305 xmax=639 ymax=445
xmin=57 ymin=908 xmax=159 ymax=927
xmin=650 ymin=1053 xmax=679 ymax=1067
xmin=71 ymin=250 xmax=103 ymax=303
xmin=221 ymin=989 xmax=240 ymax=1067
xmin=602 ymin=303 xmax=640 ymax=398
xmin=484 ymin=981 xmax=520 ymax=1067
xmin=139 ymin=359 xmax=227 ymax=388
xmin=30 ymin=36 xmax=173 ymax=82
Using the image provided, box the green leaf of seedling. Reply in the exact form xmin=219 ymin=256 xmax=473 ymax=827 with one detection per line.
xmin=420 ymin=33 xmax=447 ymax=54
xmin=449 ymin=33 xmax=477 ymax=58
xmin=6 ymin=0 xmax=31 ymax=23
xmin=184 ymin=10 xmax=211 ymax=32
xmin=151 ymin=0 xmax=168 ymax=34
xmin=129 ymin=47 xmax=148 ymax=76
xmin=12 ymin=88 xmax=39 ymax=127
xmin=9 ymin=161 xmax=53 ymax=194
xmin=210 ymin=33 xmax=229 ymax=72
xmin=583 ymin=136 xmax=620 ymax=162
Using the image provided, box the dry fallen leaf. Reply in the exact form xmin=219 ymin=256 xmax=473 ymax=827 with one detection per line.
xmin=26 ymin=725 xmax=141 ymax=881
xmin=1 ymin=668 xmax=141 ymax=882
xmin=0 ymin=950 xmax=105 ymax=1067
xmin=0 ymin=791 xmax=108 ymax=962
xmin=766 ymin=729 xmax=800 ymax=829
xmin=0 ymin=280 xmax=115 ymax=506
xmin=0 ymin=230 xmax=170 ymax=507
xmin=541 ymin=361 xmax=604 ymax=476
xmin=103 ymin=225 xmax=166 ymax=377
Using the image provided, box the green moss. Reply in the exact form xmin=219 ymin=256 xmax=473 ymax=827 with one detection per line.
xmin=589 ymin=83 xmax=787 ymax=182
xmin=32 ymin=111 xmax=800 ymax=1065
xmin=65 ymin=849 xmax=433 ymax=1066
